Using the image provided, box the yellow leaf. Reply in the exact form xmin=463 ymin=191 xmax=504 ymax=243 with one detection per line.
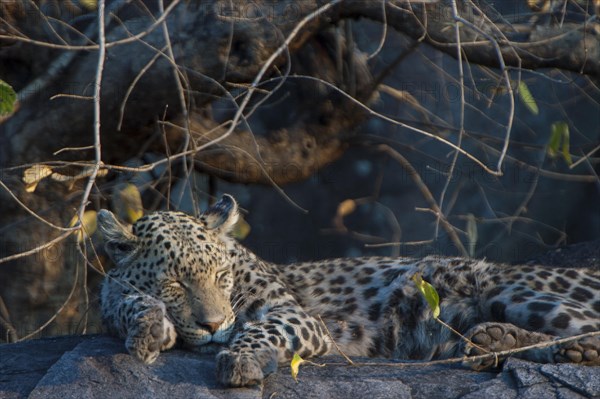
xmin=527 ymin=0 xmax=547 ymax=12
xmin=290 ymin=353 xmax=304 ymax=383
xmin=24 ymin=184 xmax=37 ymax=193
xmin=337 ymin=199 xmax=356 ymax=218
xmin=114 ymin=184 xmax=144 ymax=223
xmin=69 ymin=210 xmax=98 ymax=243
xmin=232 ymin=215 xmax=251 ymax=240
xmin=80 ymin=0 xmax=97 ymax=11
xmin=22 ymin=165 xmax=53 ymax=193
xmin=412 ymin=273 xmax=441 ymax=319
xmin=518 ymin=81 xmax=539 ymax=116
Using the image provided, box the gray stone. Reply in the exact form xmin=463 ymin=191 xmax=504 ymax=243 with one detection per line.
xmin=505 ymin=358 xmax=549 ymax=387
xmin=541 ymin=363 xmax=600 ymax=397
xmin=26 ymin=336 xmax=260 ymax=399
xmin=0 ymin=335 xmax=85 ymax=399
xmin=1 ymin=336 xmax=600 ymax=399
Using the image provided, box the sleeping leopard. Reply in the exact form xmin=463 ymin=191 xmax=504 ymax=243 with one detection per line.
xmin=98 ymin=194 xmax=600 ymax=387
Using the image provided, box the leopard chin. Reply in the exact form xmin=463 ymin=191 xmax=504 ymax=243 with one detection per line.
xmin=179 ymin=323 xmax=234 ymax=348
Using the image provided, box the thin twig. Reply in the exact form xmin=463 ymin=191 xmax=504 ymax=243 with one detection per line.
xmin=193 ymin=142 xmax=308 ymax=213
xmin=53 ymin=146 xmax=96 ymax=155
xmin=378 ymin=144 xmax=468 ymax=256
xmin=17 ymin=0 xmax=141 ymax=103
xmin=156 ymin=108 xmax=173 ymax=210
xmin=434 ymin=318 xmax=491 ymax=358
xmin=75 ymin=0 xmax=106 ymax=223
xmin=0 ymin=179 xmax=78 ymax=232
xmin=0 ymin=231 xmax=72 ymax=265
xmin=317 ymin=314 xmax=355 ymax=366
xmin=367 ymin=0 xmax=388 ymax=60
xmin=436 ymin=0 xmax=466 ymax=243
xmin=570 ymin=144 xmax=600 ymax=169
xmin=366 ymin=239 xmax=433 ymax=248
xmin=157 ymin=0 xmax=194 ymax=211
xmin=17 ymin=252 xmax=80 ymax=342
xmin=319 ymin=331 xmax=600 ymax=369
xmin=278 ymin=75 xmax=503 ymax=176
xmin=116 ymin=45 xmax=166 ymax=131
xmin=0 ymin=295 xmax=18 ymax=343
xmin=191 ymin=0 xmax=345 ymax=155
xmin=461 ymin=0 xmax=517 ymax=173
xmin=0 ymin=0 xmax=181 ymax=52
xmin=49 ymin=94 xmax=94 ymax=101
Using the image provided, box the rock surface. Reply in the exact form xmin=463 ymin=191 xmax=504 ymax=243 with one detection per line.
xmin=2 ymin=241 xmax=599 ymax=398
xmin=1 ymin=334 xmax=599 ymax=399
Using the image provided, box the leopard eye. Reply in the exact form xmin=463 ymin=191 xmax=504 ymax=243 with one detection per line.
xmin=215 ymin=270 xmax=233 ymax=292
xmin=116 ymin=243 xmax=132 ymax=252
xmin=107 ymin=241 xmax=135 ymax=254
xmin=215 ymin=269 xmax=230 ymax=280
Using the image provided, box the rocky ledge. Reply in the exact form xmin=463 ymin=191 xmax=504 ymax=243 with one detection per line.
xmin=1 ymin=334 xmax=599 ymax=399
xmin=1 ymin=240 xmax=599 ymax=399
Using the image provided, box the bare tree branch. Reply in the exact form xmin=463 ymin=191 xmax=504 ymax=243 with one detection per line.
xmin=340 ymin=1 xmax=600 ymax=76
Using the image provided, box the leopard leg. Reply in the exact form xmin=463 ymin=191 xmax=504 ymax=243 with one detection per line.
xmin=104 ymin=293 xmax=177 ymax=364
xmin=216 ymin=300 xmax=331 ymax=387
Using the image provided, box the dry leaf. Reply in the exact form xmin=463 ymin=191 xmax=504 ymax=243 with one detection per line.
xmin=51 ymin=165 xmax=108 ymax=182
xmin=232 ymin=215 xmax=251 ymax=240
xmin=337 ymin=199 xmax=356 ymax=218
xmin=22 ymin=165 xmax=53 ymax=193
xmin=114 ymin=184 xmax=144 ymax=223
xmin=80 ymin=0 xmax=97 ymax=11
xmin=69 ymin=210 xmax=98 ymax=243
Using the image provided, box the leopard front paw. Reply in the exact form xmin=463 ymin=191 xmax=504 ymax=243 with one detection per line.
xmin=126 ymin=306 xmax=175 ymax=364
xmin=215 ymin=350 xmax=264 ymax=387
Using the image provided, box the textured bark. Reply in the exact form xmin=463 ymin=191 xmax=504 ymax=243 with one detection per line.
xmin=339 ymin=1 xmax=600 ymax=76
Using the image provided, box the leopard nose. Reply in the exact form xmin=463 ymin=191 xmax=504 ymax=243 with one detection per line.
xmin=197 ymin=319 xmax=224 ymax=334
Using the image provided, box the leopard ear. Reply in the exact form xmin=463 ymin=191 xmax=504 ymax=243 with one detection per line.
xmin=203 ymin=194 xmax=239 ymax=234
xmin=97 ymin=209 xmax=138 ymax=266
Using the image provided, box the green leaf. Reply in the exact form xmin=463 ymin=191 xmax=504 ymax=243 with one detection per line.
xmin=548 ymin=122 xmax=572 ymax=165
xmin=517 ymin=81 xmax=539 ymax=116
xmin=290 ymin=353 xmax=304 ymax=383
xmin=548 ymin=124 xmax=562 ymax=157
xmin=0 ymin=79 xmax=17 ymax=117
xmin=560 ymin=125 xmax=572 ymax=166
xmin=412 ymin=273 xmax=440 ymax=318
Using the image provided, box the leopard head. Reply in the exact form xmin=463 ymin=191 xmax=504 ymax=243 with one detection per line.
xmin=97 ymin=195 xmax=240 ymax=348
